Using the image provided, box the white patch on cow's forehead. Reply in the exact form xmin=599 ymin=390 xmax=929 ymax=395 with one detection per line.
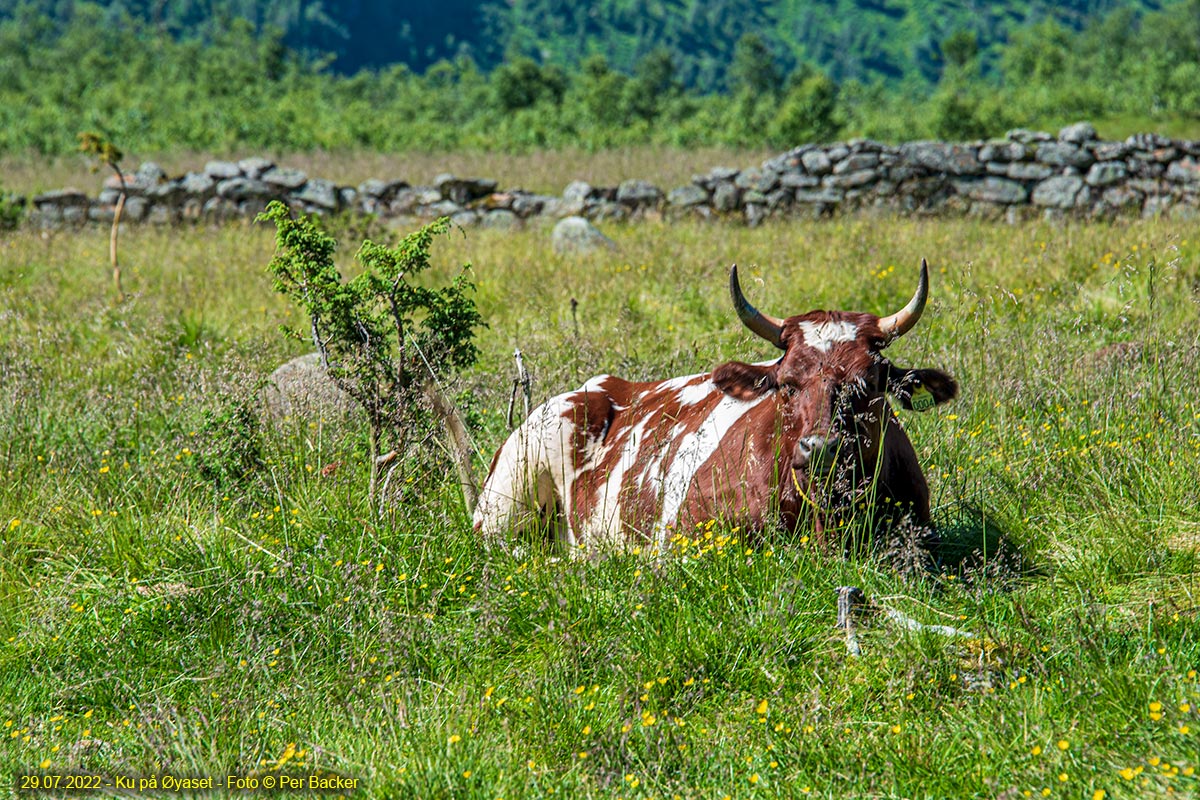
xmin=649 ymin=392 xmax=768 ymax=541
xmin=798 ymin=320 xmax=859 ymax=353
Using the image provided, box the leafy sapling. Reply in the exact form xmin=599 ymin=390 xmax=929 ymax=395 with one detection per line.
xmin=78 ymin=131 xmax=128 ymax=302
xmin=259 ymin=200 xmax=484 ymax=511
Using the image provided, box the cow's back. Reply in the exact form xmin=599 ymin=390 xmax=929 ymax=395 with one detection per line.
xmin=475 ymin=371 xmax=784 ymax=550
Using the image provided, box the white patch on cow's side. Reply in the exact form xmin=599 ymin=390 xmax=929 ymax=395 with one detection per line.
xmin=648 ymin=393 xmax=768 ymax=541
xmin=676 ymin=380 xmax=715 ymax=407
xmin=656 ymin=372 xmax=705 ymax=392
xmin=474 ymin=392 xmax=579 ymax=544
xmin=798 ymin=320 xmax=858 ymax=353
xmin=635 ymin=421 xmax=688 ymax=494
xmin=581 ymin=416 xmax=652 ymax=548
xmin=579 ymin=374 xmax=612 ymax=393
xmin=476 ymin=366 xmax=774 ymax=553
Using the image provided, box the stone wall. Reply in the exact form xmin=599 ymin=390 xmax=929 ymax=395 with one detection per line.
xmin=19 ymin=123 xmax=1200 ymax=228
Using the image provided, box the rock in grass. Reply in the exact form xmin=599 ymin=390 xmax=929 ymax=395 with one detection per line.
xmin=551 ymin=216 xmax=616 ymax=255
xmin=262 ymin=353 xmax=356 ymax=422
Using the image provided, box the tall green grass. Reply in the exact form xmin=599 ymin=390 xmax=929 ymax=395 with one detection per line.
xmin=1 ymin=214 xmax=1197 ymax=798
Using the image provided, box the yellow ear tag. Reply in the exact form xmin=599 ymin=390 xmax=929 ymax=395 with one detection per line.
xmin=910 ymin=386 xmax=935 ymax=412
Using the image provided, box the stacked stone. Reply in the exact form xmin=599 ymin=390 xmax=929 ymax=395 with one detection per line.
xmin=679 ymin=122 xmax=1200 ymax=223
xmin=24 ymin=123 xmax=1200 ymax=227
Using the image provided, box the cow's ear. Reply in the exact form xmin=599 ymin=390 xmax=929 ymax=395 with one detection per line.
xmin=712 ymin=361 xmax=778 ymax=400
xmin=889 ymin=367 xmax=958 ymax=412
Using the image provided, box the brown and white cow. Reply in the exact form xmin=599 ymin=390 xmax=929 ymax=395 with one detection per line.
xmin=473 ymin=262 xmax=958 ymax=551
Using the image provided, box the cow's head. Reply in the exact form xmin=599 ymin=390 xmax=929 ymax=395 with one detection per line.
xmin=712 ymin=262 xmax=957 ymax=483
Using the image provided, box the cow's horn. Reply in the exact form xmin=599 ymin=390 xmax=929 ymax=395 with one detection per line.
xmin=878 ymin=259 xmax=929 ymax=344
xmin=729 ymin=264 xmax=785 ymax=350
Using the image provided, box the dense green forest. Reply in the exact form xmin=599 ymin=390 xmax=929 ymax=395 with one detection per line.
xmin=0 ymin=0 xmax=1198 ymax=155
xmin=0 ymin=0 xmax=1170 ymax=87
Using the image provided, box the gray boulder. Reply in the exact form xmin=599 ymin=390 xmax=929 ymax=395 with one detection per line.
xmin=712 ymin=183 xmax=741 ymax=212
xmin=481 ymin=209 xmax=520 ymax=230
xmin=800 ymin=150 xmax=833 ymax=175
xmin=1032 ymin=176 xmax=1087 ymax=208
xmin=667 ymin=184 xmax=709 ymax=207
xmin=733 ymin=168 xmax=763 ymax=190
xmin=510 ymin=193 xmax=551 ymax=217
xmin=1127 ymin=132 xmax=1173 ymax=149
xmin=181 ymin=171 xmax=216 ymax=198
xmin=780 ymin=172 xmax=820 ymax=189
xmin=833 ymin=153 xmax=880 ymax=173
xmin=358 ymin=178 xmax=408 ymax=201
xmin=979 ymin=142 xmax=1027 ymax=163
xmin=898 ymin=142 xmax=983 ymax=175
xmin=693 ymin=166 xmax=740 ymax=190
xmin=238 ymin=157 xmax=275 ymax=179
xmin=1036 ymin=142 xmax=1094 ymax=169
xmin=293 ymin=178 xmax=341 ymax=210
xmin=147 ymin=205 xmax=180 ymax=225
xmin=202 ymin=197 xmax=239 ymax=220
xmin=1166 ymin=157 xmax=1200 ymax=185
xmin=33 ymin=188 xmax=88 ymax=208
xmin=1091 ymin=142 xmax=1131 ymax=161
xmin=1007 ymin=129 xmax=1053 ymax=144
xmin=216 ymin=178 xmax=275 ymax=201
xmin=552 ymin=216 xmax=616 ymax=255
xmin=122 ymin=196 xmax=150 ymax=221
xmin=794 ymin=188 xmax=844 ymax=205
xmin=422 ymin=200 xmax=465 ymax=219
xmin=563 ymin=181 xmax=595 ymax=203
xmin=824 ymin=170 xmax=878 ymax=189
xmin=135 ymin=162 xmax=168 ymax=186
xmin=585 ymin=201 xmax=627 ymax=222
xmin=435 ymin=174 xmax=498 ymax=205
xmin=953 ymin=177 xmax=1028 ymax=204
xmin=1100 ymin=185 xmax=1143 ymax=211
xmin=1058 ymin=122 xmax=1098 ymax=144
xmin=261 ymin=168 xmax=309 ymax=192
xmin=540 ymin=196 xmax=584 ymax=218
xmin=262 ymin=353 xmax=356 ymax=422
xmin=1085 ymin=162 xmax=1127 ymax=187
xmin=204 ymin=160 xmax=242 ymax=179
xmin=1007 ymin=162 xmax=1054 ymax=181
xmin=147 ymin=180 xmax=185 ymax=203
xmin=616 ymin=179 xmax=663 ymax=207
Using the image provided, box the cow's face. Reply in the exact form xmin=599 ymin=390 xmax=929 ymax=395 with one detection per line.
xmin=713 ymin=263 xmax=957 ymax=478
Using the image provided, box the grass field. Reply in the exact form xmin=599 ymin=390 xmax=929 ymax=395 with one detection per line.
xmin=1 ymin=210 xmax=1198 ymax=799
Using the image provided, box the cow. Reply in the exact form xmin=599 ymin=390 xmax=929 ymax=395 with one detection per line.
xmin=473 ymin=262 xmax=958 ymax=553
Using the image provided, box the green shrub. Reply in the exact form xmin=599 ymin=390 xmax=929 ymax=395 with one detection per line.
xmin=259 ymin=201 xmax=484 ymax=510
xmin=194 ymin=396 xmax=265 ymax=491
xmin=0 ymin=185 xmax=24 ymax=230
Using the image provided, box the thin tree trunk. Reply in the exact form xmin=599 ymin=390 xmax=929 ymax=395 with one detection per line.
xmin=110 ymin=191 xmax=125 ymax=302
xmin=424 ymin=382 xmax=479 ymax=515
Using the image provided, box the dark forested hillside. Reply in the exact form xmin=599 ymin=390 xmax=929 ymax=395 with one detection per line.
xmin=0 ymin=0 xmax=1172 ymax=89
xmin=491 ymin=0 xmax=1167 ymax=88
xmin=0 ymin=0 xmax=1197 ymax=155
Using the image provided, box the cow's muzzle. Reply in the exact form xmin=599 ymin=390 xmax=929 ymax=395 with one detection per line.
xmin=796 ymin=435 xmax=840 ymax=474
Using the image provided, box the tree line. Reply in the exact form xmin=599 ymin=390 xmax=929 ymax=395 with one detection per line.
xmin=0 ymin=0 xmax=1197 ymax=156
